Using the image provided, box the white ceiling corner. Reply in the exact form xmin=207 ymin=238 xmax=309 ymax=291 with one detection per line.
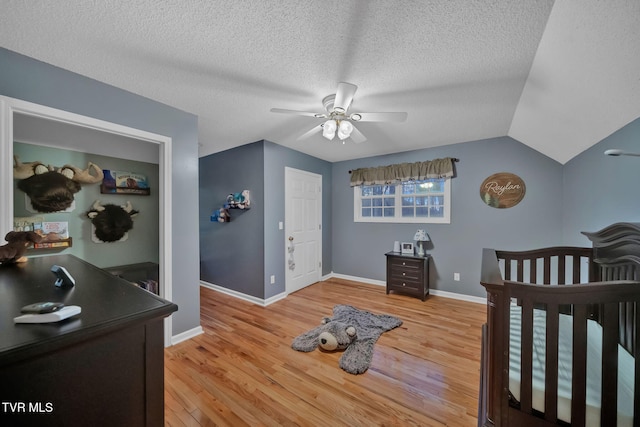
xmin=509 ymin=0 xmax=640 ymax=164
xmin=0 ymin=0 xmax=638 ymax=164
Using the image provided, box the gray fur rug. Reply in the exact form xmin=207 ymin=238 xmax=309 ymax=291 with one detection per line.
xmin=291 ymin=304 xmax=403 ymax=374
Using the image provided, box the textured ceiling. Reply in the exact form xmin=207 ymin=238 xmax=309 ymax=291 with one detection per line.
xmin=1 ymin=0 xmax=639 ymax=163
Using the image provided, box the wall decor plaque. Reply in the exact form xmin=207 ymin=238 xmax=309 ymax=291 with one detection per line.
xmin=480 ymin=172 xmax=526 ymax=209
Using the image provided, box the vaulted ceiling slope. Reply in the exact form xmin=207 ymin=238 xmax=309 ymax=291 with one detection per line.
xmin=1 ymin=1 xmax=638 ymax=163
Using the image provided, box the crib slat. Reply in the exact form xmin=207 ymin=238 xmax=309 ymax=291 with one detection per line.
xmin=517 ymin=259 xmax=524 ymax=282
xmin=544 ymin=256 xmax=551 ymax=284
xmin=632 ymin=302 xmax=636 ymax=354
xmin=605 ymin=266 xmax=613 ymax=281
xmin=634 ymin=302 xmax=640 ymax=427
xmin=544 ymin=304 xmax=559 ymax=422
xmin=558 ymin=257 xmax=565 ymax=285
xmin=521 ymin=300 xmax=534 ymax=414
xmin=505 ymin=259 xmax=512 ymax=281
xmin=530 ymin=258 xmax=537 ymax=283
xmin=620 ymin=302 xmax=634 ymax=355
xmin=601 ymin=302 xmax=619 ymax=425
xmin=572 ymin=255 xmax=581 ymax=283
xmin=571 ymin=305 xmax=588 ymax=427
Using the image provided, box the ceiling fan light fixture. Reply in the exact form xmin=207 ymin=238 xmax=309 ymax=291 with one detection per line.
xmin=605 ymin=148 xmax=640 ymax=157
xmin=337 ymin=120 xmax=353 ymax=140
xmin=322 ymin=94 xmax=335 ymax=113
xmin=270 ymin=82 xmax=407 ymax=144
xmin=322 ymin=119 xmax=337 ymax=140
xmin=605 ymin=149 xmax=624 ymax=156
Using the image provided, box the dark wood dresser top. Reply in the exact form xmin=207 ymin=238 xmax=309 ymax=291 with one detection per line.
xmin=0 ymin=254 xmax=177 ymax=365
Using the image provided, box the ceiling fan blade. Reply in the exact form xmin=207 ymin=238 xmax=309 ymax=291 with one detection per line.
xmin=297 ymin=124 xmax=323 ymax=140
xmin=349 ymin=124 xmax=367 ymax=144
xmin=270 ymin=108 xmax=325 ymax=118
xmin=353 ymin=112 xmax=408 ymax=122
xmin=333 ymin=82 xmax=358 ymax=113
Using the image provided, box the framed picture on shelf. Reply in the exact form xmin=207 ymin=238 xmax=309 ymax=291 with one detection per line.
xmin=401 ymin=242 xmax=414 ymax=255
xmin=101 ymin=169 xmax=150 ymax=195
xmin=37 ymin=221 xmax=69 ymax=242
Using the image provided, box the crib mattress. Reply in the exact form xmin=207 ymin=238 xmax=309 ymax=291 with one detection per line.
xmin=509 ymin=306 xmax=634 ymax=426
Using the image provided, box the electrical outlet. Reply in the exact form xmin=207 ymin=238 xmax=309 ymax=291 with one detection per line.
xmin=454 ymin=273 xmax=460 ymax=281
xmin=270 ymin=275 xmax=275 ymax=284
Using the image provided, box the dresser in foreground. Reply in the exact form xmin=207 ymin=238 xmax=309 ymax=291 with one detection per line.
xmin=0 ymin=255 xmax=178 ymax=426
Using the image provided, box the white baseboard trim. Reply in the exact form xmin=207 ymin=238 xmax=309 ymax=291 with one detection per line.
xmin=171 ymin=325 xmax=204 ymax=346
xmin=326 ymin=272 xmax=386 ymax=287
xmin=429 ymin=289 xmax=486 ymax=305
xmin=200 ymin=280 xmax=287 ymax=307
xmin=324 ymin=272 xmax=486 ymax=305
xmin=199 ymin=274 xmax=486 ymax=309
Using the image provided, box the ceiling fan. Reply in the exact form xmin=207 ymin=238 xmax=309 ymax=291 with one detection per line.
xmin=270 ymin=82 xmax=408 ymax=144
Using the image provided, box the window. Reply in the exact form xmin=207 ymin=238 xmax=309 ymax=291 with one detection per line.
xmin=354 ymin=178 xmax=450 ymax=223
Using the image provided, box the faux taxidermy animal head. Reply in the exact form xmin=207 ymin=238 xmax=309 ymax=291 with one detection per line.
xmin=87 ymin=200 xmax=139 ymax=243
xmin=14 ymin=155 xmax=104 ymax=213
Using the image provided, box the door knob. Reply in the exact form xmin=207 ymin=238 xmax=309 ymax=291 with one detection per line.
xmin=288 ymin=236 xmax=294 ymax=241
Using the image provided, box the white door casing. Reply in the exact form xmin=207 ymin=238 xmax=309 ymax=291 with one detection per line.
xmin=285 ymin=167 xmax=322 ymax=294
xmin=0 ymin=95 xmax=174 ymax=346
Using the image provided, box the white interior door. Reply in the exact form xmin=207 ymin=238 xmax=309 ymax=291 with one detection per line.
xmin=285 ymin=167 xmax=322 ymax=294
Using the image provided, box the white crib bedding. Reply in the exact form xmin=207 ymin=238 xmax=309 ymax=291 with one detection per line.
xmin=509 ymin=306 xmax=635 ymax=427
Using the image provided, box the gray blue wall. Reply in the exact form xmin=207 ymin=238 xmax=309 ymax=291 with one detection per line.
xmin=332 ymin=136 xmax=564 ymax=298
xmin=1 ymin=48 xmax=200 ymax=335
xmin=199 ymin=140 xmax=332 ymax=300
xmin=199 ymin=141 xmax=265 ymax=297
xmin=562 ymin=117 xmax=640 ymax=245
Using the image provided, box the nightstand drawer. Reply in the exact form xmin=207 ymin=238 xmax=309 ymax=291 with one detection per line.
xmin=388 ymin=277 xmax=420 ymax=291
xmin=389 ymin=257 xmax=423 ymax=270
xmin=390 ymin=268 xmax=422 ymax=282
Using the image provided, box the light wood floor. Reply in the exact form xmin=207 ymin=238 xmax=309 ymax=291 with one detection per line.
xmin=164 ymin=278 xmax=487 ymax=426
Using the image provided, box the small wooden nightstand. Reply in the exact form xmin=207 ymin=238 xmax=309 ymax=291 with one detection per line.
xmin=385 ymin=251 xmax=430 ymax=301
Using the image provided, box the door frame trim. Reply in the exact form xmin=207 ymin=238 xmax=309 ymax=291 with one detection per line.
xmin=0 ymin=95 xmax=174 ymax=346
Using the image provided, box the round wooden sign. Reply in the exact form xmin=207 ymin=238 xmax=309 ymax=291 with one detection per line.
xmin=480 ymin=172 xmax=526 ymax=209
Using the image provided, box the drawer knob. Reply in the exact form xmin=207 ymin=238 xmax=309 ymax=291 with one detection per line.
xmin=402 ymin=283 xmax=406 ymax=286
xmin=402 ymin=272 xmax=406 ymax=276
xmin=402 ymin=262 xmax=406 ymax=265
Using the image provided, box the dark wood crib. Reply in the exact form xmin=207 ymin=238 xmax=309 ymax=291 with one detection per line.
xmin=478 ymin=222 xmax=640 ymax=427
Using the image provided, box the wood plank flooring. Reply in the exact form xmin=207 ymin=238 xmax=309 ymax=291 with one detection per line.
xmin=164 ymin=278 xmax=486 ymax=426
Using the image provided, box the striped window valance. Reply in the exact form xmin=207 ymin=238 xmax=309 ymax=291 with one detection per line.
xmin=349 ymin=157 xmax=457 ymax=187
